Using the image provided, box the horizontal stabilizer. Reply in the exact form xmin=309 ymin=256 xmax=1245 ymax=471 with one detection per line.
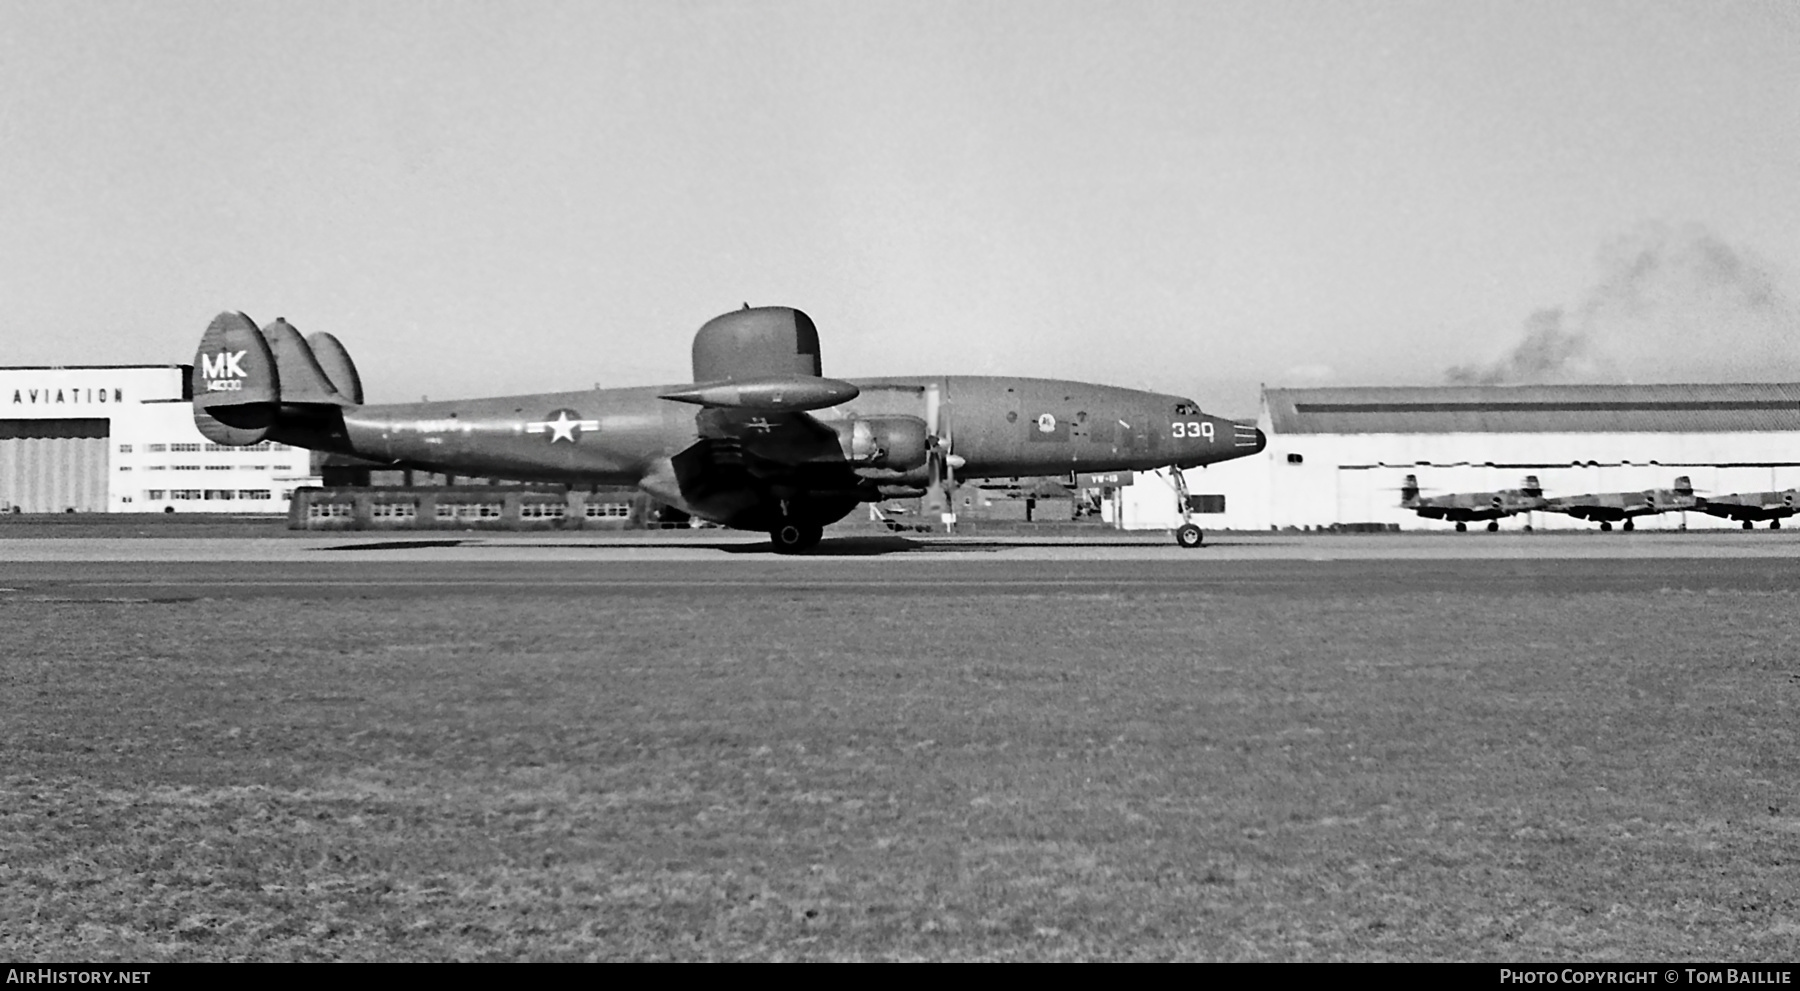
xmin=659 ymin=375 xmax=860 ymax=411
xmin=262 ymin=319 xmax=355 ymax=407
xmin=192 ymin=311 xmax=279 ymax=444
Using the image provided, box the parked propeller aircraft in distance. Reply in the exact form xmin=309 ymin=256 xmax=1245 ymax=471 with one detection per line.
xmin=189 ymin=306 xmax=1266 ymax=551
xmin=1693 ymin=488 xmax=1799 ymax=529
xmin=1399 ymin=474 xmax=1546 ymax=531
xmin=1542 ymin=476 xmax=1697 ymax=531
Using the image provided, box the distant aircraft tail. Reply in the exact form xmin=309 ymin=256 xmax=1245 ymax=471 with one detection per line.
xmin=1400 ymin=474 xmax=1420 ymax=505
xmin=1521 ymin=475 xmax=1543 ymax=497
xmin=1673 ymin=475 xmax=1693 ymax=496
xmin=191 ymin=311 xmax=361 ymax=446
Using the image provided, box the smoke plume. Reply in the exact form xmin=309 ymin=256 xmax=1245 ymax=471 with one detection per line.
xmin=1446 ymin=223 xmax=1800 ymax=385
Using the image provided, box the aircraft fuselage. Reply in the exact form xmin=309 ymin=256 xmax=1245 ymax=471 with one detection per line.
xmin=273 ymin=374 xmax=1262 ymax=494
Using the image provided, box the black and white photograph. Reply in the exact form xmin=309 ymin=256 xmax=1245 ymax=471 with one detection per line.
xmin=2 ymin=0 xmax=1798 ymax=964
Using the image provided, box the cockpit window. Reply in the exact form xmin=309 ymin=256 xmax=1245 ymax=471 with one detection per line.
xmin=1174 ymin=402 xmax=1199 ymax=416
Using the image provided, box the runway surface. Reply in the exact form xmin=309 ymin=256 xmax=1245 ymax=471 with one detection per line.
xmin=1 ymin=530 xmax=1796 ymax=599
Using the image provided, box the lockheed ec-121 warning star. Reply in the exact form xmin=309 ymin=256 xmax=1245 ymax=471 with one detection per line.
xmin=1399 ymin=474 xmax=1546 ymax=532
xmin=1542 ymin=476 xmax=1698 ymax=531
xmin=189 ymin=305 xmax=1265 ymax=551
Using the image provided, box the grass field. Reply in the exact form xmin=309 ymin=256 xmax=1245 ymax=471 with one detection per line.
xmin=3 ymin=581 xmax=1798 ymax=960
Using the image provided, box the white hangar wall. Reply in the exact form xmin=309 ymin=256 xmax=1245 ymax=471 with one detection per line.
xmin=1118 ymin=383 xmax=1800 ymax=532
xmin=0 ymin=366 xmax=321 ymax=513
xmin=1266 ymin=432 xmax=1800 ymax=531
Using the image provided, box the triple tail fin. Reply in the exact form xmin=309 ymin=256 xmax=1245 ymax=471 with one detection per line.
xmin=191 ymin=311 xmax=364 ymax=446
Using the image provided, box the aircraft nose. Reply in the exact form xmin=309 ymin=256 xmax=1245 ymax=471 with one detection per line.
xmin=1227 ymin=421 xmax=1266 ymax=454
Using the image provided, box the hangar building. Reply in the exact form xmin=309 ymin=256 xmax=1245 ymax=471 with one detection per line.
xmin=1118 ymin=383 xmax=1800 ymax=532
xmin=0 ymin=365 xmax=320 ymax=513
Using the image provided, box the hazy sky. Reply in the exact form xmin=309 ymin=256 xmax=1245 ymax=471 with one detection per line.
xmin=2 ymin=0 xmax=1796 ymax=414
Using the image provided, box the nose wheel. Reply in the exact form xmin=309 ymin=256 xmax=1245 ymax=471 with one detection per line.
xmin=1170 ymin=467 xmax=1205 ymax=548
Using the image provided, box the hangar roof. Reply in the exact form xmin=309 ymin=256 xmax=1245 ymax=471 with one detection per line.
xmin=1265 ymin=383 xmax=1800 ymax=434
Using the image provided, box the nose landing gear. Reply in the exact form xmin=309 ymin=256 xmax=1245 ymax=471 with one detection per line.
xmin=1170 ymin=467 xmax=1204 ymax=548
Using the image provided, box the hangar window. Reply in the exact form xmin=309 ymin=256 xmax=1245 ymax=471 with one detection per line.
xmin=173 ymin=465 xmax=200 ymax=471
xmin=147 ymin=444 xmax=167 ymax=453
xmin=520 ymin=503 xmax=567 ymax=519
xmin=1286 ymin=453 xmax=1304 ymax=464
xmin=238 ymin=490 xmax=273 ymax=501
xmin=204 ymin=490 xmax=233 ymax=500
xmin=118 ymin=444 xmax=132 ymax=454
xmin=117 ymin=466 xmax=131 ymax=472
xmin=144 ymin=490 xmax=166 ymax=500
xmin=370 ymin=502 xmax=416 ymax=518
xmin=308 ymin=503 xmax=353 ymax=518
xmin=585 ymin=502 xmax=631 ymax=518
xmin=171 ymin=489 xmax=201 ymax=500
xmin=170 ymin=443 xmax=201 ymax=452
xmin=205 ymin=465 xmax=231 ymax=471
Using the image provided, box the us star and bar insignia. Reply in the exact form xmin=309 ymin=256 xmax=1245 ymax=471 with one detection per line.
xmin=525 ymin=409 xmax=600 ymax=443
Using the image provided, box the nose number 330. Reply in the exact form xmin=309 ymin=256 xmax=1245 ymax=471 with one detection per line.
xmin=1170 ymin=421 xmax=1215 ymax=440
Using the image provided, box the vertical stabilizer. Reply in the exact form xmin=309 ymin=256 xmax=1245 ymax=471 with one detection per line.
xmin=1673 ymin=475 xmax=1693 ymax=496
xmin=192 ymin=311 xmax=279 ymax=445
xmin=1400 ymin=474 xmax=1420 ymax=506
xmin=1522 ymin=475 xmax=1543 ymax=497
xmin=307 ymin=332 xmax=363 ymax=405
xmin=261 ymin=319 xmax=352 ymax=406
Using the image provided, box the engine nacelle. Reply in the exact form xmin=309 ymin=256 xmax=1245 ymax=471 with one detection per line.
xmin=833 ymin=416 xmax=928 ymax=471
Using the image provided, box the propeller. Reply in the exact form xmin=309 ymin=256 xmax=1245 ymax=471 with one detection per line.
xmin=923 ymin=383 xmax=963 ymax=528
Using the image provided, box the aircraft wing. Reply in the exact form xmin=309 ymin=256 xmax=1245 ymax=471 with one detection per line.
xmin=662 ymin=407 xmax=866 ymax=513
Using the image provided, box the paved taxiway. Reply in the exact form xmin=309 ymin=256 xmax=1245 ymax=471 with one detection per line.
xmin=3 ymin=528 xmax=1800 ymax=562
xmin=1 ymin=531 xmax=1796 ymax=599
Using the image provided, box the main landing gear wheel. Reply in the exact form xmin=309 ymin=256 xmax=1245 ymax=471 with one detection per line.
xmin=1454 ymin=522 xmax=1467 ymax=532
xmin=1599 ymin=521 xmax=1613 ymax=531
xmin=1175 ymin=523 xmax=1204 ymax=548
xmin=1486 ymin=521 xmax=1500 ymax=532
xmin=1772 ymin=519 xmax=1783 ymax=530
xmin=770 ymin=521 xmax=823 ymax=553
xmin=1622 ymin=520 xmax=1635 ymax=531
